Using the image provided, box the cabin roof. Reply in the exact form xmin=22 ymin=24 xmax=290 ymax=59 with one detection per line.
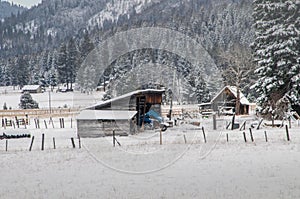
xmin=22 ymin=85 xmax=41 ymax=91
xmin=86 ymin=89 xmax=165 ymax=110
xmin=77 ymin=110 xmax=137 ymax=120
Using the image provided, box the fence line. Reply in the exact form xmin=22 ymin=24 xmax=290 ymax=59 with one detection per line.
xmin=0 ymin=108 xmax=80 ymax=117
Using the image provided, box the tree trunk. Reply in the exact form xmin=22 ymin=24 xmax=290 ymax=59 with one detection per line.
xmin=235 ymin=86 xmax=241 ymax=115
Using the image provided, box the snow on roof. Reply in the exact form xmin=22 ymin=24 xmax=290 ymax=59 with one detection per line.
xmin=211 ymin=86 xmax=250 ymax=105
xmin=77 ymin=110 xmax=137 ymax=120
xmin=22 ymin=85 xmax=41 ymax=91
xmin=86 ymin=89 xmax=165 ymax=109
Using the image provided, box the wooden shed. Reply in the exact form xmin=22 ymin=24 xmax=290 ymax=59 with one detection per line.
xmin=77 ymin=89 xmax=165 ymax=137
xmin=211 ymin=86 xmax=250 ymax=115
xmin=22 ymin=85 xmax=43 ymax=93
xmin=77 ymin=110 xmax=137 ymax=137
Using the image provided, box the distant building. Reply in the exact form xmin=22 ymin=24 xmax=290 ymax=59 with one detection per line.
xmin=77 ymin=89 xmax=165 ymax=137
xmin=210 ymin=86 xmax=250 ymax=115
xmin=22 ymin=85 xmax=43 ymax=93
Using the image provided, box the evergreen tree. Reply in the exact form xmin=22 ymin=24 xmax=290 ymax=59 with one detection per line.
xmin=0 ymin=63 xmax=3 ymax=86
xmin=19 ymin=92 xmax=39 ymax=109
xmin=66 ymin=38 xmax=79 ymax=90
xmin=252 ymin=0 xmax=300 ymax=117
xmin=49 ymin=67 xmax=58 ymax=90
xmin=3 ymin=102 xmax=7 ymax=110
xmin=56 ymin=43 xmax=67 ymax=87
xmin=17 ymin=55 xmax=29 ymax=87
xmin=79 ymin=32 xmax=95 ymax=64
xmin=9 ymin=57 xmax=18 ymax=87
xmin=3 ymin=65 xmax=11 ymax=86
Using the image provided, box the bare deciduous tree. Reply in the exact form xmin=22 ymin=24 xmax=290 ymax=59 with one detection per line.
xmin=218 ymin=44 xmax=256 ymax=115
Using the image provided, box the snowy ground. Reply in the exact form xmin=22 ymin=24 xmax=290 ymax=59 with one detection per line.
xmin=0 ymin=86 xmax=103 ymax=109
xmin=1 ymin=114 xmax=300 ymax=198
xmin=1 ymin=86 xmax=300 ymax=198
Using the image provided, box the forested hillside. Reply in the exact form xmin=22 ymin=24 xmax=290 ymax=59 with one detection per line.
xmin=0 ymin=0 xmax=255 ymax=103
xmin=0 ymin=0 xmax=26 ymax=19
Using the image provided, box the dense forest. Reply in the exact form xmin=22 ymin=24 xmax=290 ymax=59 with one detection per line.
xmin=0 ymin=0 xmax=255 ymax=104
xmin=0 ymin=0 xmax=26 ymax=19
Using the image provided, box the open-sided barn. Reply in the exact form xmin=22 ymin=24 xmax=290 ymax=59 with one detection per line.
xmin=77 ymin=89 xmax=165 ymax=137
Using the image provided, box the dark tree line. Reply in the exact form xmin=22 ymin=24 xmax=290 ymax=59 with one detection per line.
xmin=0 ymin=32 xmax=95 ymax=89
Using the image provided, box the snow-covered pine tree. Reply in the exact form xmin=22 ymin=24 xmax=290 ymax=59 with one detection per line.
xmin=252 ymin=0 xmax=300 ymax=117
xmin=19 ymin=92 xmax=39 ymax=109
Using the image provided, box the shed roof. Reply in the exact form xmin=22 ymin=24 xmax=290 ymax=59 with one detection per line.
xmin=77 ymin=110 xmax=137 ymax=120
xmin=211 ymin=86 xmax=250 ymax=105
xmin=86 ymin=89 xmax=165 ymax=110
xmin=22 ymin=85 xmax=41 ymax=91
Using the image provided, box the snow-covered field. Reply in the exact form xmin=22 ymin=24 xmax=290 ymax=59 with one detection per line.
xmin=1 ymin=87 xmax=300 ymax=198
xmin=1 ymin=114 xmax=300 ymax=198
xmin=0 ymin=86 xmax=103 ymax=109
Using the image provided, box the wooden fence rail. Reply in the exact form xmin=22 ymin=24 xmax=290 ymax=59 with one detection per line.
xmin=0 ymin=108 xmax=80 ymax=117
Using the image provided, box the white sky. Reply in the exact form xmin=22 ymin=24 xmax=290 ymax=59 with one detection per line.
xmin=7 ymin=0 xmax=42 ymax=8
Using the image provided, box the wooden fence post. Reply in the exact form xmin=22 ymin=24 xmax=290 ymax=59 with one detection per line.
xmin=264 ymin=131 xmax=268 ymax=142
xmin=213 ymin=114 xmax=217 ymax=130
xmin=15 ymin=116 xmax=19 ymax=128
xmin=78 ymin=136 xmax=81 ymax=149
xmin=51 ymin=118 xmax=54 ymax=128
xmin=285 ymin=125 xmax=290 ymax=141
xmin=202 ymin=127 xmax=207 ymax=143
xmin=71 ymin=138 xmax=75 ymax=148
xmin=41 ymin=134 xmax=45 ymax=151
xmin=257 ymin=119 xmax=263 ymax=130
xmin=226 ymin=122 xmax=231 ymax=130
xmin=226 ymin=133 xmax=229 ymax=142
xmin=239 ymin=121 xmax=246 ymax=131
xmin=160 ymin=129 xmax=162 ymax=145
xmin=243 ymin=132 xmax=247 ymax=143
xmin=29 ymin=136 xmax=35 ymax=151
xmin=183 ymin=134 xmax=187 ymax=144
xmin=5 ymin=140 xmax=8 ymax=151
xmin=12 ymin=121 xmax=15 ymax=129
xmin=249 ymin=128 xmax=254 ymax=142
xmin=231 ymin=114 xmax=236 ymax=130
xmin=44 ymin=120 xmax=47 ymax=129
xmin=113 ymin=130 xmax=116 ymax=147
xmin=53 ymin=137 xmax=56 ymax=149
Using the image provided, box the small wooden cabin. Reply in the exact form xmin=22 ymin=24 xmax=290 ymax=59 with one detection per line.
xmin=77 ymin=89 xmax=165 ymax=137
xmin=211 ymin=86 xmax=250 ymax=115
xmin=22 ymin=85 xmax=43 ymax=93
